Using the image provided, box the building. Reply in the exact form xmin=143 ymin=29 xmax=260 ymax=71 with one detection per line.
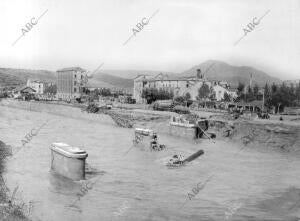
xmin=133 ymin=69 xmax=234 ymax=103
xmin=27 ymin=79 xmax=44 ymax=94
xmin=13 ymin=86 xmax=36 ymax=99
xmin=56 ymin=67 xmax=88 ymax=100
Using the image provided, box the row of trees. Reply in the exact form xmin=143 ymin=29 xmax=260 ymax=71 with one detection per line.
xmin=141 ymin=88 xmax=174 ymax=104
xmin=141 ymin=83 xmax=214 ymax=105
xmin=236 ymin=82 xmax=261 ymax=102
xmin=44 ymin=84 xmax=57 ymax=94
xmin=236 ymin=81 xmax=300 ymax=112
xmin=264 ymin=82 xmax=300 ymax=112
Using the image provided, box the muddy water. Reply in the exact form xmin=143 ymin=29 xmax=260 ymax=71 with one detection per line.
xmin=1 ymin=106 xmax=300 ymax=221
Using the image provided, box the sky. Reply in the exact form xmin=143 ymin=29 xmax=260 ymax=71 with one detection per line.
xmin=0 ymin=0 xmax=299 ymax=80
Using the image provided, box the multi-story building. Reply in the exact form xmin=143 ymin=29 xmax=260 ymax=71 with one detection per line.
xmin=56 ymin=67 xmax=88 ymax=100
xmin=27 ymin=79 xmax=44 ymax=94
xmin=133 ymin=69 xmax=235 ymax=103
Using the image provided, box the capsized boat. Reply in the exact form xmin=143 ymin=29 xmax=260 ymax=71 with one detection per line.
xmin=166 ymin=149 xmax=204 ymax=167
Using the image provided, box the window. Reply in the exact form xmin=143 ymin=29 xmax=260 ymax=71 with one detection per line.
xmin=74 ymin=81 xmax=76 ymax=86
xmin=75 ymin=75 xmax=77 ymax=78
xmin=74 ymin=88 xmax=77 ymax=92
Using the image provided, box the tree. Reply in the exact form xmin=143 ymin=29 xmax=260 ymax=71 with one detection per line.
xmin=223 ymin=92 xmax=231 ymax=102
xmin=197 ymin=83 xmax=210 ymax=100
xmin=246 ymin=86 xmax=255 ymax=102
xmin=197 ymin=83 xmax=211 ymax=107
xmin=44 ymin=84 xmax=57 ymax=95
xmin=271 ymin=83 xmax=277 ymax=94
xmin=237 ymin=82 xmax=245 ymax=96
xmin=296 ymin=82 xmax=300 ymax=105
xmin=264 ymin=83 xmax=272 ymax=109
xmin=141 ymin=88 xmax=173 ymax=104
xmin=99 ymin=88 xmax=112 ymax=96
xmin=185 ymin=92 xmax=191 ymax=101
xmin=142 ymin=88 xmax=158 ymax=104
xmin=253 ymin=83 xmax=259 ymax=99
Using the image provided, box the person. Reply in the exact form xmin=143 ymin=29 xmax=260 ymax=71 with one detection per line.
xmin=150 ymin=133 xmax=158 ymax=150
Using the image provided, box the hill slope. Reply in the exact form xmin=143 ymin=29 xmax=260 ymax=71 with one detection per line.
xmin=89 ymin=73 xmax=133 ymax=89
xmin=180 ymin=60 xmax=282 ymax=87
xmin=0 ymin=68 xmax=56 ymax=87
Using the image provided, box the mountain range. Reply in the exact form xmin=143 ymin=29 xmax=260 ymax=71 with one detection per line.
xmin=0 ymin=60 xmax=285 ymax=90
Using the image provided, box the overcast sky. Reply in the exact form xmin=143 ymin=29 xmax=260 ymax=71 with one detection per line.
xmin=1 ymin=0 xmax=299 ymax=80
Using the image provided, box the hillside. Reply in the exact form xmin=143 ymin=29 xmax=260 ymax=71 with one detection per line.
xmin=180 ymin=60 xmax=282 ymax=87
xmin=0 ymin=68 xmax=56 ymax=87
xmin=90 ymin=73 xmax=133 ymax=89
xmin=94 ymin=70 xmax=176 ymax=79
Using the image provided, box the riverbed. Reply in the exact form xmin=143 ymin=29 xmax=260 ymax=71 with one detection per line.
xmin=1 ymin=104 xmax=300 ymax=221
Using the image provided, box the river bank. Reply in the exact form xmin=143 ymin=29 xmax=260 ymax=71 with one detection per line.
xmin=1 ymin=99 xmax=300 ymax=154
xmin=0 ymin=140 xmax=30 ymax=221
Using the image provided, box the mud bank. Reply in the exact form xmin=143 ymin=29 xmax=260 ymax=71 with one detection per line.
xmin=209 ymin=119 xmax=300 ymax=153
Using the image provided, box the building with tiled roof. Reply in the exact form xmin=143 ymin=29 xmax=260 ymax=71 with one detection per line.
xmin=133 ymin=69 xmax=235 ymax=103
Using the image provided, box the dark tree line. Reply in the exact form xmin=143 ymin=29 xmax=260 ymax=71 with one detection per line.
xmin=44 ymin=84 xmax=57 ymax=94
xmin=236 ymin=81 xmax=300 ymax=113
xmin=264 ymin=82 xmax=300 ymax=112
xmin=236 ymin=82 xmax=260 ymax=102
xmin=141 ymin=88 xmax=174 ymax=104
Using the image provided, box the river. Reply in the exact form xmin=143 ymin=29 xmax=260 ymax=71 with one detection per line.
xmin=1 ymin=105 xmax=300 ymax=221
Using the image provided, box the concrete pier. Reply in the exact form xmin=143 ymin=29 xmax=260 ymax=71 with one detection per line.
xmin=50 ymin=143 xmax=88 ymax=181
xmin=169 ymin=123 xmax=197 ymax=139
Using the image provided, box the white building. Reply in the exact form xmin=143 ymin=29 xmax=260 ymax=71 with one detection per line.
xmin=133 ymin=69 xmax=235 ymax=103
xmin=27 ymin=79 xmax=44 ymax=94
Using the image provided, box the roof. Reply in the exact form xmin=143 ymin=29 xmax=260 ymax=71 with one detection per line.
xmin=56 ymin=67 xmax=87 ymax=72
xmin=29 ymin=80 xmax=43 ymax=84
xmin=19 ymin=86 xmax=36 ymax=93
xmin=135 ymin=76 xmax=207 ymax=82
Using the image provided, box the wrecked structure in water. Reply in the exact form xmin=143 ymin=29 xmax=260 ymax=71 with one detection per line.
xmin=134 ymin=128 xmax=165 ymax=151
xmin=169 ymin=115 xmax=215 ymax=140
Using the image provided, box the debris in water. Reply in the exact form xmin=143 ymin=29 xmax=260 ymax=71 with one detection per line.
xmin=133 ymin=128 xmax=166 ymax=151
xmin=166 ymin=149 xmax=204 ymax=168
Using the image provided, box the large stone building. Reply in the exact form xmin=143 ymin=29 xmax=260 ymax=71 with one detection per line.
xmin=56 ymin=67 xmax=88 ymax=100
xmin=133 ymin=69 xmax=236 ymax=103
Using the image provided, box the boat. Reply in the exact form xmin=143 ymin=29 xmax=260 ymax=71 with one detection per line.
xmin=166 ymin=149 xmax=204 ymax=167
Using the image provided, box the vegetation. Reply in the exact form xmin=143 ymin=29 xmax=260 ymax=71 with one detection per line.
xmin=264 ymin=82 xmax=300 ymax=113
xmin=44 ymin=84 xmax=57 ymax=95
xmin=197 ymin=83 xmax=210 ymax=101
xmin=236 ymin=81 xmax=300 ymax=113
xmin=141 ymin=88 xmax=174 ymax=104
xmin=235 ymin=82 xmax=261 ymax=102
xmin=223 ymin=92 xmax=231 ymax=102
